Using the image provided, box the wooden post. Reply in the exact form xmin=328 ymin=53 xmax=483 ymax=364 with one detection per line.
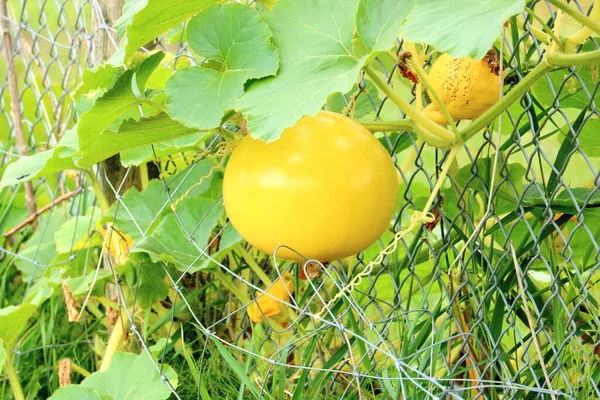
xmin=0 ymin=0 xmax=37 ymax=217
xmin=91 ymin=0 xmax=142 ymax=205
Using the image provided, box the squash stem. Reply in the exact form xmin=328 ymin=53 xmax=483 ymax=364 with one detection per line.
xmin=70 ymin=362 xmax=91 ymax=378
xmin=235 ymin=244 xmax=272 ymax=287
xmin=567 ymin=1 xmax=600 ymax=45
xmin=406 ymin=55 xmax=459 ymax=134
xmin=546 ymin=49 xmax=600 ymax=66
xmin=363 ymin=64 xmax=456 ymax=144
xmin=523 ymin=6 xmax=565 ymax=51
xmin=4 ymin=351 xmax=25 ymax=400
xmin=212 ymin=267 xmax=251 ymax=305
xmin=516 ymin=14 xmax=551 ymax=45
xmin=399 ymin=141 xmax=420 ymax=178
xmin=359 ymin=119 xmax=413 ymax=132
xmin=88 ymin=172 xmax=111 ymax=215
xmin=458 ymin=60 xmax=552 ymax=142
xmin=547 ymin=0 xmax=600 ymax=38
xmin=99 ymin=310 xmax=130 ymax=372
xmin=422 ymin=145 xmax=460 ymax=215
xmin=139 ymin=163 xmax=149 ymax=191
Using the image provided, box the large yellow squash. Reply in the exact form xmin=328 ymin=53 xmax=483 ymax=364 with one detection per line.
xmin=223 ymin=111 xmax=399 ymax=262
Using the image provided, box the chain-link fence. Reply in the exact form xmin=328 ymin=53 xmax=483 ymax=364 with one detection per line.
xmin=1 ymin=0 xmax=599 ymax=399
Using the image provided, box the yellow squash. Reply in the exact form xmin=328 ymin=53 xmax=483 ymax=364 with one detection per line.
xmin=423 ymin=49 xmax=505 ymax=125
xmin=247 ymin=275 xmax=294 ymax=323
xmin=223 ymin=111 xmax=399 ymax=262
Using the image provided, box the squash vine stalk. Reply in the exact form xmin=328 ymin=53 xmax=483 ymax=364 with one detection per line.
xmin=363 ymin=64 xmax=456 ymax=145
xmin=4 ymin=350 xmax=25 ymax=400
xmin=547 ymin=0 xmax=600 ymax=38
xmin=235 ymin=244 xmax=272 ymax=287
xmin=405 ymin=54 xmax=459 ymax=133
xmin=100 ymin=310 xmax=130 ymax=372
xmin=360 ymin=119 xmax=413 ymax=132
xmin=523 ymin=6 xmax=565 ymax=51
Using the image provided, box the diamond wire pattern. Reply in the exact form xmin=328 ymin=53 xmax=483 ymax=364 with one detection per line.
xmin=1 ymin=0 xmax=599 ymax=399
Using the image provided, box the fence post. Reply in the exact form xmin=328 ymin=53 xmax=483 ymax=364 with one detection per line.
xmin=91 ymin=0 xmax=142 ymax=206
xmin=0 ymin=0 xmax=37 ymax=218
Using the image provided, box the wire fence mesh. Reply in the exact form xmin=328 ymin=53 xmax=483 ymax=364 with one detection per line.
xmin=1 ymin=0 xmax=599 ymax=399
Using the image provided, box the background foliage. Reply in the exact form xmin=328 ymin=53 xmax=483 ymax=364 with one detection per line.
xmin=1 ymin=0 xmax=599 ymax=399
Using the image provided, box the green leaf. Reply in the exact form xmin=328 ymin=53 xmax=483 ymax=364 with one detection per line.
xmin=576 ymin=118 xmax=600 ymax=158
xmin=77 ymin=70 xmax=145 ymax=164
xmin=135 ymin=51 xmax=165 ymax=93
xmin=133 ymin=197 xmax=223 ymax=271
xmin=81 ymin=352 xmax=177 ymax=399
xmin=103 ymin=160 xmax=215 ymax=241
xmin=455 ymin=157 xmax=526 ymax=203
xmin=402 ymin=0 xmax=525 ymax=58
xmin=14 ymin=213 xmax=65 ymax=282
xmin=531 ymin=62 xmax=599 ymax=109
xmin=191 ymin=223 xmax=242 ymax=271
xmin=219 ymin=223 xmax=242 ymax=251
xmin=0 ymin=304 xmax=38 ymax=347
xmin=238 ymin=0 xmax=362 ymax=142
xmin=77 ymin=113 xmax=198 ymax=167
xmin=0 ymin=128 xmax=79 ymax=186
xmin=377 ymin=131 xmax=415 ymax=155
xmin=75 ymin=65 xmax=124 ymax=98
xmin=166 ymin=3 xmax=278 ymax=130
xmin=257 ymin=0 xmax=278 ymax=10
xmin=327 ymin=79 xmax=381 ymax=119
xmin=0 ymin=338 xmax=5 ymax=376
xmin=124 ymin=0 xmax=219 ymax=61
xmin=355 ymin=0 xmax=414 ymax=58
xmin=114 ymin=0 xmax=148 ymax=38
xmin=522 ymin=186 xmax=600 ymax=208
xmin=120 ymin=131 xmax=212 ymax=167
xmin=103 ymin=180 xmax=169 ymax=242
xmin=136 ymin=263 xmax=168 ymax=308
xmin=49 ymin=385 xmax=111 ymax=400
xmin=66 ymin=270 xmax=113 ymax=296
xmin=211 ymin=338 xmax=260 ymax=398
xmin=145 ymin=68 xmax=173 ymax=91
xmin=54 ymin=215 xmax=103 ymax=254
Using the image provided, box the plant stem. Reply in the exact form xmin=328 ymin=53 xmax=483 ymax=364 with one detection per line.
xmin=139 ymin=98 xmax=168 ymax=114
xmin=458 ymin=60 xmax=552 ymax=142
xmin=4 ymin=351 xmax=25 ymax=400
xmin=139 ymin=163 xmax=149 ymax=191
xmin=89 ymin=173 xmax=111 ymax=215
xmin=422 ymin=145 xmax=460 ymax=214
xmin=4 ymin=349 xmax=25 ymax=400
xmin=516 ymin=14 xmax=550 ymax=45
xmin=70 ymin=362 xmax=91 ymax=378
xmin=99 ymin=311 xmax=130 ymax=372
xmin=546 ymin=49 xmax=600 ymax=66
xmin=235 ymin=244 xmax=272 ymax=287
xmin=407 ymin=56 xmax=459 ymax=133
xmin=547 ymin=0 xmax=600 ymax=38
xmin=399 ymin=141 xmax=419 ymax=177
xmin=359 ymin=119 xmax=413 ymax=132
xmin=567 ymin=1 xmax=600 ymax=45
xmin=84 ymin=301 xmax=110 ymax=328
xmin=523 ymin=6 xmax=565 ymax=51
xmin=218 ymin=127 xmax=236 ymax=142
xmin=212 ymin=267 xmax=251 ymax=305
xmin=363 ymin=64 xmax=456 ymax=144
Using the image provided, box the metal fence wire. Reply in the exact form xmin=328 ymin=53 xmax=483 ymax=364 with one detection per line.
xmin=1 ymin=0 xmax=599 ymax=399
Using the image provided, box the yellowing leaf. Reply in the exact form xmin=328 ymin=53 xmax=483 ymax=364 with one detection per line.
xmin=99 ymin=224 xmax=134 ymax=265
